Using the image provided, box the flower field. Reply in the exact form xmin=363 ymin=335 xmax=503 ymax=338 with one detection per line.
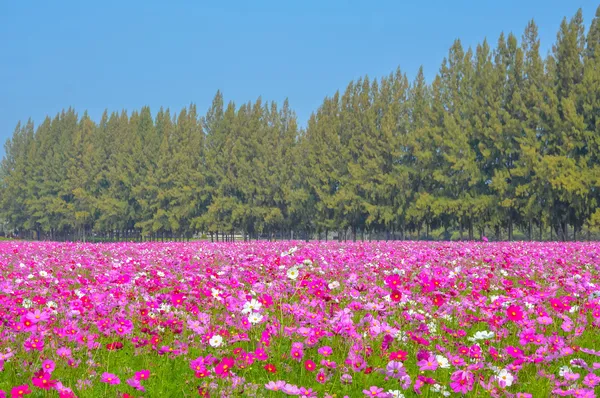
xmin=0 ymin=241 xmax=600 ymax=397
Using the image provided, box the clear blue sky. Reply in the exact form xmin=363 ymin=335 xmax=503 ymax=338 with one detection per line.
xmin=0 ymin=0 xmax=597 ymax=157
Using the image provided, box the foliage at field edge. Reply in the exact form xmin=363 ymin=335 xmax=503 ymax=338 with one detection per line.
xmin=0 ymin=241 xmax=599 ymax=397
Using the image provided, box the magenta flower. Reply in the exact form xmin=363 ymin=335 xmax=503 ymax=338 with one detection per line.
xmin=214 ymin=357 xmax=234 ymax=377
xmin=506 ymin=305 xmax=524 ymax=322
xmin=506 ymin=345 xmax=523 ymax=358
xmin=100 ymin=372 xmax=120 ymax=385
xmin=135 ymin=369 xmax=150 ymax=380
xmin=31 ymin=372 xmax=56 ymax=390
xmin=450 ymin=370 xmax=474 ymax=394
xmin=10 ymin=384 xmax=31 ymax=396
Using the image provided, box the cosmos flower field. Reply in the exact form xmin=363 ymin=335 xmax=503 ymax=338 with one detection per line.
xmin=0 ymin=241 xmax=600 ymax=397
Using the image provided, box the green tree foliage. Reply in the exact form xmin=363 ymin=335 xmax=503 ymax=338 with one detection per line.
xmin=2 ymin=6 xmax=600 ymax=241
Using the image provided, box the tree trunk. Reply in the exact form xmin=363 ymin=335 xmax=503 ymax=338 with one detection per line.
xmin=469 ymin=217 xmax=474 ymax=240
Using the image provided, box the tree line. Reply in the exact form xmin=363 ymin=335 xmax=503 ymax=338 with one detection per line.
xmin=2 ymin=7 xmax=600 ymax=242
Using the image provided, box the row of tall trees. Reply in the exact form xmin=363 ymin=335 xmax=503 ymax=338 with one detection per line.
xmin=1 ymin=7 xmax=600 ymax=241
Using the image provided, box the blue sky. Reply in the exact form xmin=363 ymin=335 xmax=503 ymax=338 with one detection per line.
xmin=0 ymin=0 xmax=597 ymax=157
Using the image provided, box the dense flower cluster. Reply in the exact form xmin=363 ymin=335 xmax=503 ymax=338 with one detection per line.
xmin=0 ymin=241 xmax=599 ymax=397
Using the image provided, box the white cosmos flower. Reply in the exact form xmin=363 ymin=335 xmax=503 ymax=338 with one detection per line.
xmin=19 ymin=263 xmax=26 ymax=268
xmin=242 ymin=299 xmax=262 ymax=314
xmin=472 ymin=330 xmax=494 ymax=340
xmin=211 ymin=288 xmax=221 ymax=300
xmin=497 ymin=369 xmax=514 ymax=387
xmin=395 ymin=331 xmax=407 ymax=342
xmin=248 ymin=312 xmax=263 ymax=324
xmin=286 ymin=267 xmax=299 ymax=280
xmin=209 ymin=335 xmax=224 ymax=348
xmin=39 ymin=270 xmax=48 ymax=278
xmin=559 ymin=366 xmax=572 ymax=377
xmin=27 ymin=274 xmax=34 ymax=279
xmin=328 ymin=281 xmax=340 ymax=290
xmin=569 ymin=305 xmax=579 ymax=314
xmin=156 ymin=271 xmax=165 ymax=277
xmin=436 ymin=355 xmax=450 ymax=368
xmin=387 ymin=390 xmax=405 ymax=398
xmin=22 ymin=298 xmax=33 ymax=308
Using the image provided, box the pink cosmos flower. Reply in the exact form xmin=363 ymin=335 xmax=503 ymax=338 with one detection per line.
xmin=417 ymin=354 xmax=438 ymax=371
xmin=389 ymin=350 xmax=407 ymax=361
xmin=126 ymin=378 xmax=145 ymax=391
xmin=298 ymin=387 xmax=317 ymax=398
xmin=214 ymin=357 xmax=234 ymax=377
xmin=265 ymin=380 xmax=286 ymax=392
xmin=254 ymin=347 xmax=268 ymax=361
xmin=564 ymin=372 xmax=580 ymax=381
xmin=31 ymin=372 xmax=56 ymax=390
xmin=362 ymin=386 xmax=386 ymax=397
xmin=506 ymin=305 xmax=524 ymax=322
xmin=506 ymin=346 xmax=523 ymax=358
xmin=171 ymin=292 xmax=185 ymax=306
xmin=23 ymin=336 xmax=44 ymax=352
xmin=25 ymin=309 xmax=49 ymax=324
xmin=318 ymin=346 xmax=333 ymax=356
xmin=386 ymin=360 xmax=406 ymax=378
xmin=135 ymin=370 xmax=150 ymax=380
xmin=549 ymin=298 xmax=566 ymax=312
xmin=316 ymin=370 xmax=327 ymax=383
xmin=290 ymin=346 xmax=304 ymax=361
xmin=282 ymin=383 xmax=300 ymax=395
xmin=583 ymin=372 xmax=600 ymax=387
xmin=41 ymin=360 xmax=55 ymax=373
xmin=10 ymin=384 xmax=31 ymax=397
xmin=450 ymin=370 xmax=474 ymax=394
xmin=100 ymin=373 xmax=120 ymax=385
xmin=304 ymin=359 xmax=316 ymax=372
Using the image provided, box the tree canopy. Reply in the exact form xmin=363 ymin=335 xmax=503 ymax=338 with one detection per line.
xmin=2 ymin=7 xmax=600 ymax=241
